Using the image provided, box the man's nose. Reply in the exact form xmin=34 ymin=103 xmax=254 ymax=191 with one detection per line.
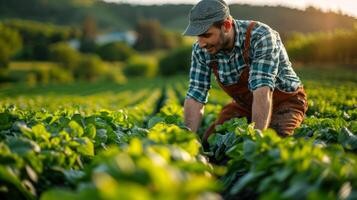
xmin=197 ymin=37 xmax=207 ymax=48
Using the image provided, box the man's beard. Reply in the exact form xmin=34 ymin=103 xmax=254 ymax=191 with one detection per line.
xmin=220 ymin=31 xmax=232 ymax=52
xmin=209 ymin=31 xmax=230 ymax=54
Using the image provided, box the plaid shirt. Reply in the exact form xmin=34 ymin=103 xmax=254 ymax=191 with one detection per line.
xmin=186 ymin=19 xmax=302 ymax=104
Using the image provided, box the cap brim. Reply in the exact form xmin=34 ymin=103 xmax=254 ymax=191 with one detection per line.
xmin=183 ymin=22 xmax=211 ymax=36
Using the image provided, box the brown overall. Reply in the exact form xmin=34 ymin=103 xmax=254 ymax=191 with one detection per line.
xmin=203 ymin=22 xmax=308 ymax=142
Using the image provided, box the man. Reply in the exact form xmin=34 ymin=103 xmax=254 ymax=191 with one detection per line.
xmin=183 ymin=0 xmax=308 ymax=143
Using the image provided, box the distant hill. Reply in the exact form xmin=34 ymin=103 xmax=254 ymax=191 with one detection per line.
xmin=0 ymin=0 xmax=356 ymax=35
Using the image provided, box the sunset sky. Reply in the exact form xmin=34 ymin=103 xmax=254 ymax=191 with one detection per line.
xmin=103 ymin=0 xmax=357 ymax=18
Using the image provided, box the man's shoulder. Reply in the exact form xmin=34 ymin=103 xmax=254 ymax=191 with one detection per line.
xmin=235 ymin=19 xmax=274 ymax=38
xmin=253 ymin=21 xmax=275 ymax=37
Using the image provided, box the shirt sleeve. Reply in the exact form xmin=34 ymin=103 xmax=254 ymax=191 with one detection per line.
xmin=249 ymin=28 xmax=280 ymax=91
xmin=186 ymin=43 xmax=211 ymax=104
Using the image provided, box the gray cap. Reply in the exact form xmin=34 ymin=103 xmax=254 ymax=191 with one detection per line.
xmin=183 ymin=0 xmax=230 ymax=36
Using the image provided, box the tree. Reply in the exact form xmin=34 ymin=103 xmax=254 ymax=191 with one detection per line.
xmin=124 ymin=56 xmax=158 ymax=77
xmin=96 ymin=42 xmax=136 ymax=62
xmin=0 ymin=23 xmax=22 ymax=73
xmin=80 ymin=16 xmax=97 ymax=53
xmin=158 ymin=45 xmax=191 ymax=75
xmin=3 ymin=19 xmax=76 ymax=60
xmin=74 ymin=54 xmax=105 ymax=81
xmin=133 ymin=20 xmax=162 ymax=51
xmin=49 ymin=42 xmax=80 ymax=71
xmin=133 ymin=19 xmax=184 ymax=52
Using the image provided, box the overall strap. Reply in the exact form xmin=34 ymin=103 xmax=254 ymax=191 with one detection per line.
xmin=211 ymin=21 xmax=256 ymax=80
xmin=243 ymin=21 xmax=256 ymax=66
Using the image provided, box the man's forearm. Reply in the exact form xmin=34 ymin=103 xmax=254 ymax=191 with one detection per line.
xmin=184 ymin=98 xmax=204 ymax=132
xmin=252 ymin=87 xmax=273 ymax=130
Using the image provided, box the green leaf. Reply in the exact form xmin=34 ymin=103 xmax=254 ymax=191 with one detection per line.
xmin=338 ymin=127 xmax=357 ymax=150
xmin=76 ymin=137 xmax=94 ymax=156
xmin=230 ymin=171 xmax=264 ymax=195
xmin=257 ymin=176 xmax=275 ymax=192
xmin=0 ymin=166 xmax=35 ymax=200
xmin=243 ymin=139 xmax=256 ymax=161
xmin=40 ymin=189 xmax=81 ymax=200
xmin=84 ymin=123 xmax=96 ymax=139
xmin=7 ymin=137 xmax=40 ymax=156
xmin=273 ymin=168 xmax=292 ymax=182
xmin=282 ymin=181 xmax=310 ymax=199
xmin=63 ymin=169 xmax=85 ymax=184
xmin=164 ymin=115 xmax=179 ymax=124
xmin=95 ymin=129 xmax=107 ymax=147
xmin=0 ymin=112 xmax=13 ymax=130
xmin=32 ymin=124 xmax=51 ymax=141
xmin=68 ymin=121 xmax=84 ymax=137
xmin=147 ymin=116 xmax=164 ymax=129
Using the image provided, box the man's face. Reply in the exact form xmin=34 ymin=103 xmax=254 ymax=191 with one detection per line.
xmin=197 ymin=25 xmax=228 ymax=55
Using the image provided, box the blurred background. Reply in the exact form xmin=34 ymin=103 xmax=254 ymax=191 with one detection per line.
xmin=0 ymin=0 xmax=356 ymax=87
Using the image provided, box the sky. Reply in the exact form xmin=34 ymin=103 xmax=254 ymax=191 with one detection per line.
xmin=103 ymin=0 xmax=357 ymax=18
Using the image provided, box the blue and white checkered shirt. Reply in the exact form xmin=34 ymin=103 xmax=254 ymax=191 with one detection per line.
xmin=186 ymin=19 xmax=302 ymax=104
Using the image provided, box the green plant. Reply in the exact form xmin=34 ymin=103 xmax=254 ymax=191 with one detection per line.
xmin=158 ymin=45 xmax=191 ymax=76
xmin=96 ymin=42 xmax=136 ymax=62
xmin=123 ymin=56 xmax=157 ymax=77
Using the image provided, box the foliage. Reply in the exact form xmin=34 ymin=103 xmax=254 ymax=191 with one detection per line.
xmin=123 ymin=56 xmax=158 ymax=78
xmin=206 ymin=118 xmax=357 ymax=200
xmin=74 ymin=54 xmax=105 ymax=81
xmin=0 ymin=67 xmax=356 ymax=199
xmin=26 ymin=66 xmax=74 ymax=86
xmin=49 ymin=42 xmax=81 ymax=71
xmin=0 ymin=0 xmax=356 ymax=34
xmin=158 ymin=45 xmax=191 ymax=76
xmin=79 ymin=16 xmax=97 ymax=53
xmin=133 ymin=20 xmax=183 ymax=51
xmin=2 ymin=19 xmax=78 ymax=60
xmin=0 ymin=23 xmax=22 ymax=71
xmin=96 ymin=42 xmax=136 ymax=62
xmin=286 ymin=27 xmax=357 ymax=64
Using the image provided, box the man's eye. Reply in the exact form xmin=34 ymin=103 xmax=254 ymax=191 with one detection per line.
xmin=199 ymin=33 xmax=211 ymax=38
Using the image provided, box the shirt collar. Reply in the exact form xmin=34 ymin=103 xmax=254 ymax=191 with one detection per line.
xmin=233 ymin=19 xmax=243 ymax=48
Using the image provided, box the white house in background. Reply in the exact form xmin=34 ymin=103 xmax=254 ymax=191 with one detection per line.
xmin=68 ymin=31 xmax=137 ymax=49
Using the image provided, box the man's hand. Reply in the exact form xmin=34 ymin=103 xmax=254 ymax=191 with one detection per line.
xmin=252 ymin=86 xmax=273 ymax=130
xmin=184 ymin=98 xmax=204 ymax=132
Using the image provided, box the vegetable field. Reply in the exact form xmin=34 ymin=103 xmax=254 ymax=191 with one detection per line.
xmin=0 ymin=68 xmax=356 ymax=200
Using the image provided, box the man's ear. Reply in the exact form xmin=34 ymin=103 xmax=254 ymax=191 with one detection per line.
xmin=222 ymin=20 xmax=232 ymax=32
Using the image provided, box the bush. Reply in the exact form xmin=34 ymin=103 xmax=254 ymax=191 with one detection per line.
xmin=97 ymin=42 xmax=136 ymax=62
xmin=49 ymin=67 xmax=74 ymax=83
xmin=49 ymin=42 xmax=81 ymax=71
xmin=26 ymin=66 xmax=73 ymax=86
xmin=3 ymin=19 xmax=77 ymax=60
xmin=0 ymin=23 xmax=22 ymax=72
xmin=286 ymin=27 xmax=357 ymax=64
xmin=134 ymin=20 xmax=184 ymax=51
xmin=97 ymin=64 xmax=127 ymax=84
xmin=158 ymin=45 xmax=191 ymax=75
xmin=74 ymin=54 xmax=106 ymax=81
xmin=124 ymin=56 xmax=158 ymax=77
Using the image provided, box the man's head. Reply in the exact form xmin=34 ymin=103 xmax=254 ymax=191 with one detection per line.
xmin=183 ymin=0 xmax=234 ymax=54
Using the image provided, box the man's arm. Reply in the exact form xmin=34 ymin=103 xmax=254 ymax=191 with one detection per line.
xmin=252 ymin=86 xmax=273 ymax=130
xmin=184 ymin=98 xmax=204 ymax=132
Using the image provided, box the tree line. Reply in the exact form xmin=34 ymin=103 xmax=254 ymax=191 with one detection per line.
xmin=0 ymin=0 xmax=356 ymax=34
xmin=0 ymin=18 xmax=185 ymax=84
xmin=286 ymin=26 xmax=357 ymax=65
xmin=0 ymin=18 xmax=356 ymax=86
